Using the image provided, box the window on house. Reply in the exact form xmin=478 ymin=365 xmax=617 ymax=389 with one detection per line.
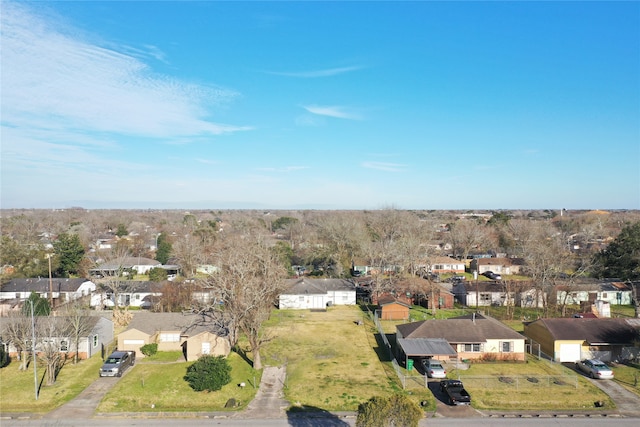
xmin=500 ymin=341 xmax=513 ymax=352
xmin=434 ymin=265 xmax=443 ymax=270
xmin=298 ymin=296 xmax=304 ymax=301
xmin=60 ymin=340 xmax=68 ymax=352
xmin=480 ymin=293 xmax=491 ymax=302
xmin=93 ymin=335 xmax=98 ymax=348
xmin=601 ymin=292 xmax=608 ymax=299
xmin=160 ymin=333 xmax=180 ymax=342
xmin=462 ymin=343 xmax=481 ymax=352
xmin=135 ymin=294 xmax=141 ymax=300
xmin=15 ymin=293 xmax=20 ymax=298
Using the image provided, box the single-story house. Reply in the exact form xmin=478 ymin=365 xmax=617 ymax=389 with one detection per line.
xmin=2 ymin=315 xmax=113 ymax=360
xmin=452 ymin=280 xmax=544 ymax=308
xmin=279 ymin=278 xmax=356 ymax=309
xmin=427 ymin=256 xmax=466 ymax=274
xmin=555 ymin=281 xmax=634 ymax=307
xmin=382 ymin=277 xmax=455 ymax=310
xmin=523 ymin=317 xmax=640 ymax=363
xmin=470 ymin=257 xmax=524 ymax=276
xmin=90 ymin=257 xmax=162 ymax=276
xmin=0 ymin=278 xmax=96 ymax=305
xmin=90 ymin=280 xmax=164 ymax=308
xmin=396 ymin=313 xmax=527 ymax=362
xmin=117 ymin=311 xmax=230 ymax=361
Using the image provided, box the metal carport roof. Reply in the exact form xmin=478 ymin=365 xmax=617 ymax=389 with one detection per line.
xmin=397 ymin=338 xmax=457 ymax=357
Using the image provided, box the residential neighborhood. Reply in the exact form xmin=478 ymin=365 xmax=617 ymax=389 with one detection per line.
xmin=1 ymin=208 xmax=639 ymax=421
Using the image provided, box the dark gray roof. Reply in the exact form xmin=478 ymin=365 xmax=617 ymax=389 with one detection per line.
xmin=125 ymin=311 xmax=227 ymax=337
xmin=397 ymin=314 xmax=524 ymax=343
xmin=529 ymin=318 xmax=640 ymax=344
xmin=94 ymin=257 xmax=161 ymax=270
xmin=1 ymin=278 xmax=92 ymax=293
xmin=397 ymin=338 xmax=457 ymax=357
xmin=282 ymin=278 xmax=355 ymax=295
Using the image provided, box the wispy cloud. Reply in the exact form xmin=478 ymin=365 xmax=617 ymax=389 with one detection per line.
xmin=361 ymin=161 xmax=406 ymax=172
xmin=302 ymin=105 xmax=363 ymax=120
xmin=265 ymin=66 xmax=363 ymax=78
xmin=1 ymin=2 xmax=249 ymax=141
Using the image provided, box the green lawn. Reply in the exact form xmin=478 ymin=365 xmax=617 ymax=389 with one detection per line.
xmin=262 ymin=306 xmax=434 ymax=412
xmin=612 ymin=362 xmax=640 ymax=396
xmin=455 ymin=357 xmax=614 ymax=410
xmin=0 ymin=353 xmax=104 ymax=413
xmin=97 ymin=351 xmax=260 ymax=412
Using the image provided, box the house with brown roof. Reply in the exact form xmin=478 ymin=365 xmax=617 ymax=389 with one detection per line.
xmin=523 ymin=317 xmax=640 ymax=363
xmin=117 ymin=312 xmax=230 ymax=361
xmin=396 ymin=313 xmax=526 ymax=362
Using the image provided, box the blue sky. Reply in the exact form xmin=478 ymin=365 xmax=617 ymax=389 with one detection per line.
xmin=1 ymin=1 xmax=639 ymax=210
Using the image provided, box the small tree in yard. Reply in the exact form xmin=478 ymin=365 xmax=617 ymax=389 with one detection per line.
xmin=356 ymin=394 xmax=423 ymax=427
xmin=184 ymin=355 xmax=231 ymax=392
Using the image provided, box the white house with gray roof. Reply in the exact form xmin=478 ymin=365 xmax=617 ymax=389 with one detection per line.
xmin=279 ymin=278 xmax=356 ymax=309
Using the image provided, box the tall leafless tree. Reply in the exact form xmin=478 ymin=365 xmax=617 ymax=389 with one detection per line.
xmin=202 ymin=233 xmax=287 ymax=369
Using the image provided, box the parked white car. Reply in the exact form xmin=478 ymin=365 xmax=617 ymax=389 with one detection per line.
xmin=422 ymin=358 xmax=447 ymax=379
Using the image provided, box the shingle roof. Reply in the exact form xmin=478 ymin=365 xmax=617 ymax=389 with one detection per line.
xmin=397 ymin=314 xmax=524 ymax=343
xmin=1 ymin=278 xmax=92 ymax=293
xmin=125 ymin=311 xmax=227 ymax=337
xmin=531 ymin=318 xmax=640 ymax=344
xmin=282 ymin=278 xmax=355 ymax=295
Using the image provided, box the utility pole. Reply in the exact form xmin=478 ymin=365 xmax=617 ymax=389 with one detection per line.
xmin=30 ymin=300 xmax=38 ymax=400
xmin=47 ymin=253 xmax=53 ymax=309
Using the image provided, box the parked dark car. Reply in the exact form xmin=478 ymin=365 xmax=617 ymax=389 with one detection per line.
xmin=440 ymin=379 xmax=471 ymax=405
xmin=100 ymin=351 xmax=135 ymax=377
xmin=482 ymin=271 xmax=502 ymax=280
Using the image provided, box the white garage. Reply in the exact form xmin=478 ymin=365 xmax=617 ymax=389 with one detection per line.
xmin=558 ymin=343 xmax=582 ymax=362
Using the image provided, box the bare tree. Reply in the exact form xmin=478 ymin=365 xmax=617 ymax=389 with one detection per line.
xmin=94 ymin=246 xmax=135 ymax=326
xmin=447 ymin=218 xmax=489 ymax=261
xmin=37 ymin=318 xmax=65 ymax=385
xmin=62 ymin=301 xmax=95 ymax=364
xmin=172 ymin=234 xmax=205 ymax=278
xmin=3 ymin=311 xmax=34 ymax=370
xmin=202 ymin=233 xmax=288 ymax=369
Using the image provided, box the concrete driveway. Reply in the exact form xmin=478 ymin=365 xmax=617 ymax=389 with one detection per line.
xmin=43 ymin=376 xmax=120 ymax=419
xmin=589 ymin=378 xmax=640 ymax=417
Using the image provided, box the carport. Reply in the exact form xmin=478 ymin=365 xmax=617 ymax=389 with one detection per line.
xmin=397 ymin=337 xmax=458 ymax=372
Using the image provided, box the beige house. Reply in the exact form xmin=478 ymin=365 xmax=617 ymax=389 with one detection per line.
xmin=118 ymin=312 xmax=230 ymax=361
xmin=396 ymin=313 xmax=526 ymax=362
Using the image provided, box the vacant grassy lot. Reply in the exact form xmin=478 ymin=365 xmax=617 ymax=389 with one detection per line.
xmin=455 ymin=358 xmax=613 ymax=410
xmin=97 ymin=351 xmax=260 ymax=412
xmin=261 ymin=306 xmax=434 ymax=412
xmin=0 ymin=354 xmax=104 ymax=413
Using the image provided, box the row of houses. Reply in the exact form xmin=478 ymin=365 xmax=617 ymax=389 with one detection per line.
xmin=395 ymin=314 xmax=640 ymax=366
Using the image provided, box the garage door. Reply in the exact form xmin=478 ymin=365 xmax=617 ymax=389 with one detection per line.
xmin=559 ymin=344 xmax=581 ymax=362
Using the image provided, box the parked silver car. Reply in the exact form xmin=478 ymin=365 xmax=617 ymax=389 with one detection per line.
xmin=575 ymin=359 xmax=614 ymax=379
xmin=422 ymin=358 xmax=447 ymax=379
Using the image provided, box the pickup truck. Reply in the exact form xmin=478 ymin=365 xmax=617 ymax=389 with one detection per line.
xmin=439 ymin=379 xmax=471 ymax=405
